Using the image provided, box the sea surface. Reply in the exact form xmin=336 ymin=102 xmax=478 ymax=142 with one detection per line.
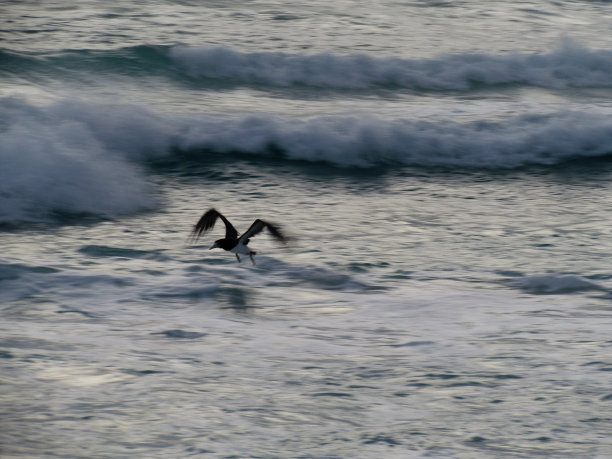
xmin=2 ymin=1 xmax=612 ymax=457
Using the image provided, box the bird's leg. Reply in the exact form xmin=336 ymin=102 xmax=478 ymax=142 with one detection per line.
xmin=249 ymin=253 xmax=256 ymax=265
xmin=235 ymin=254 xmax=241 ymax=263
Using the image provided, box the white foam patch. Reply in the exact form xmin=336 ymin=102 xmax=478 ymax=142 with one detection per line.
xmin=36 ymin=362 xmax=133 ymax=387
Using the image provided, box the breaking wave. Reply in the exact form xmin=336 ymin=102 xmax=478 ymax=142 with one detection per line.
xmin=0 ymin=98 xmax=163 ymax=224
xmin=2 ymin=97 xmax=612 ymax=223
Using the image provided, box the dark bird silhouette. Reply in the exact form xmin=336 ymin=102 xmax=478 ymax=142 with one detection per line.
xmin=190 ymin=208 xmax=288 ymax=264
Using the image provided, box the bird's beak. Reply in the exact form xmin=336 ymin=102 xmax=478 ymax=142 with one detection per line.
xmin=209 ymin=243 xmax=216 ymax=250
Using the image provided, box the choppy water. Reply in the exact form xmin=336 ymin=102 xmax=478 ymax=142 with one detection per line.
xmin=3 ymin=1 xmax=612 ymax=457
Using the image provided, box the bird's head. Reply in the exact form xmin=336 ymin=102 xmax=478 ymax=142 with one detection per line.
xmin=209 ymin=240 xmax=222 ymax=250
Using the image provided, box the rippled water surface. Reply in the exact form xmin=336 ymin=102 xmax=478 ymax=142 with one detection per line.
xmin=3 ymin=0 xmax=612 ymax=457
xmin=4 ymin=167 xmax=612 ymax=457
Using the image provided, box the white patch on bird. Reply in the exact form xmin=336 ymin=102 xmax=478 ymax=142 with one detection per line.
xmin=230 ymin=243 xmax=253 ymax=255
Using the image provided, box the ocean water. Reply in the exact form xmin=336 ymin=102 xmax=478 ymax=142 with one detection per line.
xmin=2 ymin=1 xmax=612 ymax=457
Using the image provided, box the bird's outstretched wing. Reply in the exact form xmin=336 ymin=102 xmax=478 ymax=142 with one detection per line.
xmin=190 ymin=208 xmax=238 ymax=242
xmin=238 ymin=219 xmax=288 ymax=245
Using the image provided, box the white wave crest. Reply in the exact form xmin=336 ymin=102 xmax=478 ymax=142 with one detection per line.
xmin=177 ymin=111 xmax=612 ymax=168
xmin=169 ymin=39 xmax=612 ymax=90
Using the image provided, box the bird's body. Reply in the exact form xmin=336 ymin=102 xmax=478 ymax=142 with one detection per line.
xmin=190 ymin=208 xmax=287 ymax=264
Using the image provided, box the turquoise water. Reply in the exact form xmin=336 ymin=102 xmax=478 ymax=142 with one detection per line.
xmin=2 ymin=1 xmax=612 ymax=457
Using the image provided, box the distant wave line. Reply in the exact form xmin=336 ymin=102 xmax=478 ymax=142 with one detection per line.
xmin=170 ymin=38 xmax=612 ymax=90
xmin=2 ymin=38 xmax=612 ymax=91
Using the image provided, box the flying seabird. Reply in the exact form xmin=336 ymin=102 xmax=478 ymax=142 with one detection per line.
xmin=190 ymin=208 xmax=288 ymax=264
